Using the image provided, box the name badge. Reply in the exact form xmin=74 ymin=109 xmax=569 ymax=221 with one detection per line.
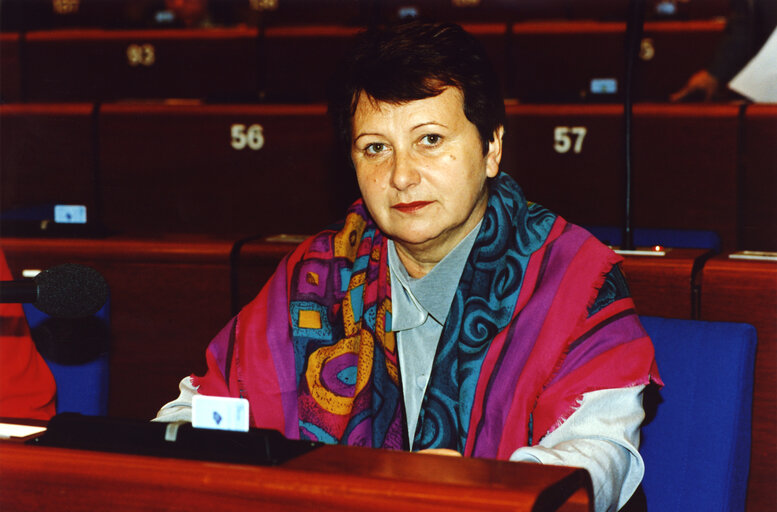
xmin=192 ymin=395 xmax=250 ymax=432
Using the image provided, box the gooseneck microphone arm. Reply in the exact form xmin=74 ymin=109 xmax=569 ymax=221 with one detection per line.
xmin=622 ymin=0 xmax=645 ymax=251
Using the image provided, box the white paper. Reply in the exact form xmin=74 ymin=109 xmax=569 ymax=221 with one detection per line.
xmin=729 ymin=27 xmax=777 ymax=103
xmin=729 ymin=250 xmax=777 ymax=262
xmin=0 ymin=423 xmax=47 ymax=439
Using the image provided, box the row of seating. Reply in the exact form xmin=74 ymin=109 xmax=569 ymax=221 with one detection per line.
xmin=1 ymin=234 xmax=773 ymax=510
xmin=0 ymin=0 xmax=732 ymax=32
xmin=2 ymin=101 xmax=775 ymax=251
xmin=0 ymin=19 xmax=725 ymax=103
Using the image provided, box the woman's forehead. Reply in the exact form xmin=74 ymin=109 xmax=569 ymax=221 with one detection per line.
xmin=351 ymin=87 xmax=466 ymax=133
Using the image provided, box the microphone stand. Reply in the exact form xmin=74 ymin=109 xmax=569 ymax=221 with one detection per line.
xmin=622 ymin=0 xmax=645 ymax=251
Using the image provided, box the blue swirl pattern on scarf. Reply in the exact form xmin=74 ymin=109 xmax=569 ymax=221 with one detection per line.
xmin=413 ymin=173 xmax=556 ymax=451
xmin=587 ymin=265 xmax=631 ymax=317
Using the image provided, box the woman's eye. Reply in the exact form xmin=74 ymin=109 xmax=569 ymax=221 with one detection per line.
xmin=365 ymin=143 xmax=385 ymax=155
xmin=421 ymin=134 xmax=442 ymax=146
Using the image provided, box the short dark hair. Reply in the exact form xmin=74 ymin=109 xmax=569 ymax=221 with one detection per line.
xmin=328 ymin=21 xmax=506 ymax=159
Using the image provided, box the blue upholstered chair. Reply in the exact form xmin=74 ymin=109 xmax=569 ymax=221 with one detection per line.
xmin=639 ymin=316 xmax=756 ymax=512
xmin=585 ymin=226 xmax=721 ymax=252
xmin=23 ymin=301 xmax=110 ymax=416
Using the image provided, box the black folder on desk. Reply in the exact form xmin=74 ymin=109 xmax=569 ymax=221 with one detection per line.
xmin=30 ymin=413 xmax=321 ymax=466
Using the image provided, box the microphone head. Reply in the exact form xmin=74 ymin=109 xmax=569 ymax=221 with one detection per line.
xmin=33 ymin=264 xmax=109 ymax=319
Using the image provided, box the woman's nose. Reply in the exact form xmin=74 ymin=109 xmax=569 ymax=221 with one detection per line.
xmin=390 ymin=150 xmax=421 ymax=190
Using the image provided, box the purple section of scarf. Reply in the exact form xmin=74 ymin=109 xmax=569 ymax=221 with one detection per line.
xmin=472 ymin=226 xmax=590 ymax=456
xmin=346 ymin=408 xmax=373 ymax=447
xmin=321 ymin=353 xmax=359 ymax=396
xmin=546 ymin=312 xmax=647 ymax=387
xmin=264 ymin=257 xmax=301 ymax=439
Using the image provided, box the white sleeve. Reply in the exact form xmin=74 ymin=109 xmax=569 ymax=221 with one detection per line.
xmin=151 ymin=376 xmax=199 ymax=423
xmin=509 ymin=385 xmax=646 ymax=512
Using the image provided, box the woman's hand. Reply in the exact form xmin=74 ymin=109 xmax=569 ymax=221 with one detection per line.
xmin=670 ymin=70 xmax=720 ymax=102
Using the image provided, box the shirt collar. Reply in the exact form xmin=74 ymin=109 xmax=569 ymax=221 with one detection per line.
xmin=388 ymin=219 xmax=482 ymax=330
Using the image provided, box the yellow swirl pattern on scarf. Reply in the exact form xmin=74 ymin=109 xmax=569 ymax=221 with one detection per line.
xmin=342 ymin=272 xmax=365 ymax=337
xmin=334 ymin=212 xmax=367 ymax=262
xmin=306 ymin=331 xmax=374 ymax=415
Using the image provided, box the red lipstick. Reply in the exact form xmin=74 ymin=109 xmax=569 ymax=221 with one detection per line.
xmin=392 ymin=201 xmax=432 ymax=213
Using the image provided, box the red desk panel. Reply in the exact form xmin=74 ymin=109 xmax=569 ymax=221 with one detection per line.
xmin=700 ymin=254 xmax=777 ymax=512
xmin=0 ymin=440 xmax=592 ymax=511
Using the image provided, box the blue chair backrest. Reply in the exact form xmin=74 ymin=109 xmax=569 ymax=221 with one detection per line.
xmin=639 ymin=316 xmax=756 ymax=512
xmin=585 ymin=226 xmax=721 ymax=252
xmin=24 ymin=301 xmax=110 ymax=416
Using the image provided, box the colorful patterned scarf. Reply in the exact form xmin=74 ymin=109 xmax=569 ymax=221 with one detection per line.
xmin=194 ymin=173 xmax=660 ymax=457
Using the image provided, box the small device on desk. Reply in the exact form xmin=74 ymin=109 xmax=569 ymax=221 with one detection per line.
xmin=0 ymin=204 xmax=105 ymax=238
xmin=29 ymin=413 xmax=321 ymax=466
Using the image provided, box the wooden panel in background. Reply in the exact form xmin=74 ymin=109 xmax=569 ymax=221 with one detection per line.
xmin=700 ymin=255 xmax=777 ymax=512
xmin=620 ymin=248 xmax=709 ymax=318
xmin=259 ymin=23 xmax=508 ymax=103
xmin=503 ymin=104 xmax=623 ymax=227
xmin=23 ymin=28 xmax=260 ymax=102
xmin=0 ymin=33 xmax=21 ymax=102
xmin=741 ymin=104 xmax=777 ymax=252
xmin=260 ymin=25 xmax=362 ymax=103
xmin=503 ymin=104 xmax=741 ymax=250
xmin=507 ymin=20 xmax=724 ymax=102
xmin=631 ymin=104 xmax=740 ymax=249
xmin=381 ymin=0 xmax=729 ymax=22
xmin=566 ymin=0 xmax=730 ymax=19
xmin=256 ymin=0 xmax=369 ymax=26
xmin=380 ymin=0 xmax=565 ymax=22
xmin=98 ymin=103 xmax=354 ymax=237
xmin=0 ymin=104 xmax=97 ymax=219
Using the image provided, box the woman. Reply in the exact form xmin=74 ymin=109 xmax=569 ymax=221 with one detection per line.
xmin=157 ymin=21 xmax=660 ymax=512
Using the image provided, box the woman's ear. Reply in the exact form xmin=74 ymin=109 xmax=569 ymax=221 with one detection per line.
xmin=485 ymin=125 xmax=504 ymax=178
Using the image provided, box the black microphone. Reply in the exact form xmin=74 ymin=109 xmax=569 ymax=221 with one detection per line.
xmin=0 ymin=263 xmax=109 ymax=319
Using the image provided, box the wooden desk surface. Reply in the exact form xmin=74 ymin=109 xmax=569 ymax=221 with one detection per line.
xmin=0 ymin=439 xmax=591 ymax=512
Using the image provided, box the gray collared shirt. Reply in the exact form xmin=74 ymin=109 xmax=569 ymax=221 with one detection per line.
xmin=387 ymin=220 xmax=482 ymax=447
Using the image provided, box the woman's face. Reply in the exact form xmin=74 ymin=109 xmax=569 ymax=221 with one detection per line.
xmin=351 ymin=87 xmax=502 ymax=266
